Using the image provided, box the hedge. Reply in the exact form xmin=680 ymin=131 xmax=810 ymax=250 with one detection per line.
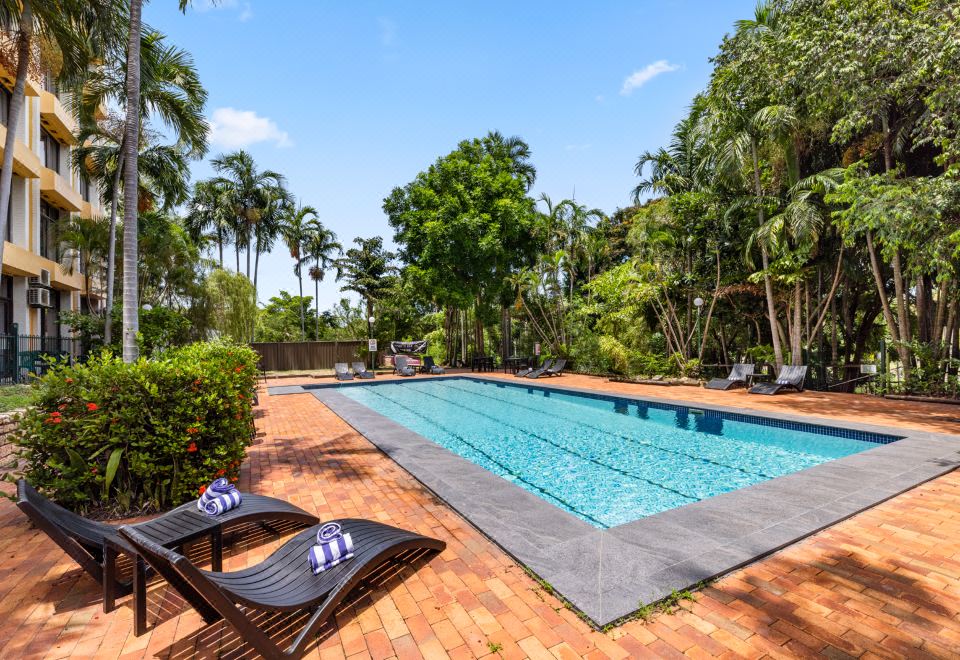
xmin=9 ymin=341 xmax=258 ymax=515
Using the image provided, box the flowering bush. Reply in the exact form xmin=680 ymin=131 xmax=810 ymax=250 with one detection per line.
xmin=9 ymin=341 xmax=258 ymax=514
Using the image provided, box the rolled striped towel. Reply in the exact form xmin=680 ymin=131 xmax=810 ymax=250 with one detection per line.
xmin=308 ymin=522 xmax=355 ymax=574
xmin=197 ymin=478 xmax=242 ymax=516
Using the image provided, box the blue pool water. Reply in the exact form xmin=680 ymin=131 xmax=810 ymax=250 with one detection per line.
xmin=338 ymin=379 xmax=896 ymax=528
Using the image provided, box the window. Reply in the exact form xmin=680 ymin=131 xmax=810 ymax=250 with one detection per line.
xmin=40 ymin=201 xmax=61 ymax=260
xmin=0 ymin=276 xmax=12 ymax=335
xmin=0 ymin=86 xmax=10 ymax=127
xmin=40 ymin=128 xmax=61 ymax=173
xmin=41 ymin=289 xmax=61 ymax=339
xmin=79 ymin=175 xmax=91 ymax=202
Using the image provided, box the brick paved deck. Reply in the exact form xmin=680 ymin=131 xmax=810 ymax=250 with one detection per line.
xmin=1 ymin=373 xmax=958 ymax=658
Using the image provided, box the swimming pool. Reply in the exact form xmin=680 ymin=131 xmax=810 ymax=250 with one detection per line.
xmin=338 ymin=378 xmax=899 ymax=528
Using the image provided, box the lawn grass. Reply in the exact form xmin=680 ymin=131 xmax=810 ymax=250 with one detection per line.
xmin=0 ymin=385 xmax=32 ymax=412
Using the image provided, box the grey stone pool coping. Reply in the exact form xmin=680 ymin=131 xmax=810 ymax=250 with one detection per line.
xmin=269 ymin=375 xmax=960 ymax=627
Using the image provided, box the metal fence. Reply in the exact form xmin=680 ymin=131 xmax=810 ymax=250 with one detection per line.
xmin=250 ymin=340 xmax=367 ymax=372
xmin=0 ymin=334 xmax=84 ymax=384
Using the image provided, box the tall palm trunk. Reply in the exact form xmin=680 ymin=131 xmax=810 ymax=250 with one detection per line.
xmin=251 ymin=239 xmax=262 ymax=342
xmin=121 ymin=0 xmax=143 ymax=363
xmin=297 ymin=266 xmax=305 ymax=341
xmin=751 ymin=139 xmax=784 ymax=370
xmin=217 ymin=226 xmax=223 ymax=268
xmin=103 ymin=152 xmax=123 ymax=344
xmin=314 ymin=262 xmax=321 ymax=340
xmin=245 ymin=225 xmax=252 ymax=279
xmin=0 ymin=1 xmax=33 ymax=271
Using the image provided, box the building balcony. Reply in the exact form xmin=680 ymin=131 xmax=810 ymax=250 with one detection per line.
xmin=0 ymin=124 xmax=41 ymax=179
xmin=0 ymin=60 xmax=41 ymax=97
xmin=40 ymin=167 xmax=82 ymax=212
xmin=40 ymin=90 xmax=77 ymax=145
xmin=1 ymin=242 xmax=83 ymax=291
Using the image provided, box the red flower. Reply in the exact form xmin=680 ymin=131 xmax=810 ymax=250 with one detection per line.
xmin=50 ymin=418 xmax=62 ymax=424
xmin=234 ymin=366 xmax=243 ymax=373
xmin=187 ymin=442 xmax=198 ymax=453
xmin=229 ymin=476 xmax=238 ymax=483
xmin=237 ymin=393 xmax=245 ymax=400
xmin=58 ymin=403 xmax=67 ymax=411
xmin=193 ymin=379 xmax=202 ymax=386
xmin=187 ymin=427 xmax=199 ymax=434
xmin=90 ymin=467 xmax=98 ymax=474
xmin=86 ymin=402 xmax=99 ymax=412
xmin=199 ymin=485 xmax=206 ymax=495
xmin=216 ymin=468 xmax=225 ymax=476
xmin=50 ymin=411 xmax=61 ymax=418
xmin=65 ymin=377 xmax=74 ymax=384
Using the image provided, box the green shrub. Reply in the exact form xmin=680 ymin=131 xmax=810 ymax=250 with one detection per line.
xmin=598 ymin=335 xmax=631 ymax=374
xmin=9 ymin=341 xmax=258 ymax=515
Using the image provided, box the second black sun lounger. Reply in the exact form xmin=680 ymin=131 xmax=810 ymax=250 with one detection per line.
xmin=705 ymin=363 xmax=754 ymax=390
xmin=527 ymin=358 xmax=566 ymax=378
xmin=16 ymin=479 xmax=318 ymax=635
xmin=749 ymin=365 xmax=808 ymax=395
xmin=334 ymin=363 xmax=354 ymax=381
xmin=517 ymin=358 xmax=552 ymax=378
xmin=119 ymin=519 xmax=446 ymax=659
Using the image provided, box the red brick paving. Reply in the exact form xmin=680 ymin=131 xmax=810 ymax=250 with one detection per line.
xmin=0 ymin=372 xmax=957 ymax=658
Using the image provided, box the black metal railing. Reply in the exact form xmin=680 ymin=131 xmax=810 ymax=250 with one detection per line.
xmin=0 ymin=334 xmax=84 ymax=384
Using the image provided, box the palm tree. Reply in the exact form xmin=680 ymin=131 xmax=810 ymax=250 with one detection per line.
xmin=482 ymin=131 xmax=537 ymax=191
xmin=335 ymin=236 xmax=397 ymax=332
xmin=74 ymin=115 xmax=191 ymax=343
xmin=0 ymin=0 xmax=118 ymax=280
xmin=306 ymin=226 xmax=341 ymax=339
xmin=59 ymin=215 xmax=109 ymax=311
xmin=184 ymin=178 xmax=233 ymax=268
xmin=281 ymin=204 xmax=320 ymax=340
xmin=74 ymin=26 xmax=206 ymax=352
xmin=210 ymin=150 xmax=285 ymax=277
xmin=251 ymin=183 xmax=293 ymax=311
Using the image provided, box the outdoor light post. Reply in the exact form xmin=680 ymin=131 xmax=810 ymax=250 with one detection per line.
xmin=368 ymin=316 xmax=376 ymax=371
xmin=693 ymin=297 xmax=704 ymax=357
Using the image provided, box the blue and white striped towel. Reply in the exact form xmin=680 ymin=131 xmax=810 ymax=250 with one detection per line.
xmin=308 ymin=522 xmax=355 ymax=574
xmin=197 ymin=478 xmax=243 ymax=516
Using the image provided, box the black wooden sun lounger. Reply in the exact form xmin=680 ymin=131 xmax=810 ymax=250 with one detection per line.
xmin=119 ymin=519 xmax=446 ymax=659
xmin=516 ymin=358 xmax=552 ymax=378
xmin=334 ymin=363 xmax=354 ymax=381
xmin=420 ymin=355 xmax=445 ymax=374
xmin=526 ymin=358 xmax=566 ymax=379
xmin=16 ymin=479 xmax=318 ymax=635
xmin=705 ymin=363 xmax=755 ymax=390
xmin=749 ymin=365 xmax=808 ymax=395
xmin=351 ymin=362 xmax=375 ymax=379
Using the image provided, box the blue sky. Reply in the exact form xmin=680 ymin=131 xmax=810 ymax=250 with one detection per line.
xmin=144 ymin=0 xmax=756 ymax=311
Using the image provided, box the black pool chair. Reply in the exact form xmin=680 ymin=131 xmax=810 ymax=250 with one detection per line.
xmin=16 ymin=479 xmax=318 ymax=634
xmin=705 ymin=363 xmax=755 ymax=390
xmin=334 ymin=363 xmax=354 ymax=381
xmin=119 ymin=519 xmax=446 ymax=658
xmin=351 ymin=362 xmax=375 ymax=379
xmin=516 ymin=358 xmax=551 ymax=378
xmin=421 ymin=355 xmax=445 ymax=374
xmin=527 ymin=358 xmax=566 ymax=379
xmin=749 ymin=365 xmax=808 ymax=395
xmin=393 ymin=355 xmax=416 ymax=377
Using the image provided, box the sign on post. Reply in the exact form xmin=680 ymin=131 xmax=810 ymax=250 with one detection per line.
xmin=368 ymin=339 xmax=378 ymax=352
xmin=534 ymin=343 xmax=541 ymax=355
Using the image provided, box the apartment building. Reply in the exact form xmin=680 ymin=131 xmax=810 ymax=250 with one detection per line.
xmin=0 ymin=62 xmax=102 ymax=342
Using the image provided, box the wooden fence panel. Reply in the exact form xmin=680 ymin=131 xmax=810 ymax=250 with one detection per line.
xmin=250 ymin=340 xmax=367 ymax=372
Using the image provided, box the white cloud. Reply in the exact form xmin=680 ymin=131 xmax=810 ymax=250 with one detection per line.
xmin=208 ymin=107 xmax=291 ymax=149
xmin=197 ymin=0 xmax=252 ymax=21
xmin=377 ymin=17 xmax=397 ymax=46
xmin=620 ymin=60 xmax=680 ymax=95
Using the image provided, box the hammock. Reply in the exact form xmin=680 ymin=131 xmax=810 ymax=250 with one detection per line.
xmin=390 ymin=340 xmax=427 ymax=355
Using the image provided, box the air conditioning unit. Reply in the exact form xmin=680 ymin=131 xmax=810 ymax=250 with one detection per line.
xmin=27 ymin=287 xmax=51 ymax=308
xmin=28 ymin=269 xmax=51 ymax=289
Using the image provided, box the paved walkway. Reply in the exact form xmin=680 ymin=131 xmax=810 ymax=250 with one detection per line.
xmin=0 ymin=373 xmax=958 ymax=658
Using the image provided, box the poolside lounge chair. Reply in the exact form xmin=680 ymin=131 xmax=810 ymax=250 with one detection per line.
xmin=749 ymin=365 xmax=808 ymax=395
xmin=394 ymin=355 xmax=416 ymax=377
xmin=15 ymin=479 xmax=318 ymax=634
xmin=334 ymin=363 xmax=354 ymax=381
xmin=421 ymin=356 xmax=445 ymax=374
xmin=351 ymin=362 xmax=375 ymax=379
xmin=527 ymin=358 xmax=566 ymax=379
xmin=705 ymin=363 xmax=755 ymax=390
xmin=516 ymin=358 xmax=551 ymax=378
xmin=119 ymin=519 xmax=445 ymax=657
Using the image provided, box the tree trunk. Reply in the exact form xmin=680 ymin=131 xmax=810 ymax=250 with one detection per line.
xmin=297 ymin=269 xmax=305 ymax=341
xmin=217 ymin=226 xmax=223 ymax=269
xmin=791 ymin=281 xmax=802 ymax=365
xmin=0 ymin=1 xmax=32 ymax=272
xmin=103 ymin=152 xmax=123 ymax=345
xmin=751 ymin=139 xmax=784 ymax=370
xmin=314 ymin=272 xmax=320 ymax=340
xmin=246 ymin=226 xmax=252 ymax=279
xmin=121 ymin=0 xmax=143 ymax=363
